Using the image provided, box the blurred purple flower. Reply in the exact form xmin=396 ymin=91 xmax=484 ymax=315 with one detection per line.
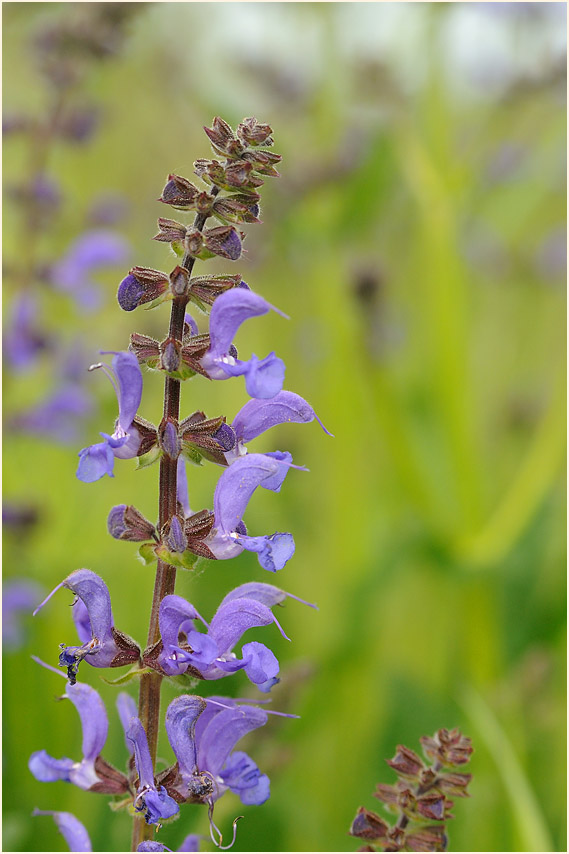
xmin=3 ymin=293 xmax=50 ymax=371
xmin=10 ymin=383 xmax=93 ymax=443
xmin=49 ymin=229 xmax=130 ymax=311
xmin=88 ymin=192 xmax=129 ymax=227
xmin=2 ymin=578 xmax=45 ymax=649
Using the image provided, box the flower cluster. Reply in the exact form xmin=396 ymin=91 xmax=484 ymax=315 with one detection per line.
xmin=30 ymin=116 xmax=329 ymax=851
xmin=349 ymin=729 xmax=473 ymax=852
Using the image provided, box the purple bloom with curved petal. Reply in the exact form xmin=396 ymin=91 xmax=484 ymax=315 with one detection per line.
xmin=127 ymin=718 xmax=180 ymax=825
xmin=225 ymin=389 xmax=332 ymax=463
xmin=206 ymin=453 xmax=297 ymax=572
xmin=165 ymin=695 xmax=270 ymax=806
xmin=3 ymin=293 xmax=49 ymax=371
xmin=76 ymin=351 xmax=142 ymax=482
xmin=199 ymin=289 xmax=286 ymax=399
xmin=11 ymin=383 xmax=93 ymax=444
xmin=33 ymin=810 xmax=92 ymax=852
xmin=33 ymin=569 xmax=140 ymax=681
xmin=156 ymin=591 xmax=291 ymax=691
xmin=29 ymin=679 xmax=109 ymax=790
xmin=49 ymin=229 xmax=130 ymax=311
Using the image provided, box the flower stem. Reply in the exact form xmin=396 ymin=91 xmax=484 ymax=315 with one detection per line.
xmin=131 ymin=197 xmax=217 ymax=851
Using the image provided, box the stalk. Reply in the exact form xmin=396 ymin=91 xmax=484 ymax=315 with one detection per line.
xmin=131 ymin=199 xmax=217 ymax=850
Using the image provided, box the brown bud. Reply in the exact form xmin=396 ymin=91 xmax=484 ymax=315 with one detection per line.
xmin=107 ymin=504 xmax=157 ymax=542
xmin=237 ymin=117 xmax=274 ymax=147
xmin=241 ymin=149 xmax=281 ymax=176
xmin=130 ymin=333 xmax=160 ymax=365
xmin=203 ymin=116 xmax=236 ymax=153
xmin=405 ymin=826 xmax=448 ymax=852
xmin=437 ymin=772 xmax=472 ymax=798
xmin=420 ymin=729 xmax=473 ymax=767
xmin=373 ymin=783 xmax=400 ymax=807
xmin=154 ymin=217 xmax=187 ymax=243
xmin=188 ymin=273 xmax=242 ymax=306
xmin=416 ymin=791 xmax=447 ymax=821
xmin=131 ymin=416 xmax=159 ymax=455
xmin=169 ymin=265 xmax=190 ymax=296
xmin=203 ymin=225 xmax=242 ymax=261
xmin=349 ymin=807 xmax=388 ymax=841
xmin=159 ymin=337 xmax=182 ymax=373
xmin=386 ymin=745 xmax=424 ymax=779
xmin=184 ymin=228 xmax=204 ymax=257
xmin=159 ymin=173 xmax=199 ymax=208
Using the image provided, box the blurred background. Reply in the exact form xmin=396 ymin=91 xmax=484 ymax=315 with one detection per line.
xmin=2 ymin=3 xmax=566 ymax=852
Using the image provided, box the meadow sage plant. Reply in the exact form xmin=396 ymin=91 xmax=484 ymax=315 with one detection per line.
xmin=30 ymin=116 xmax=328 ymax=852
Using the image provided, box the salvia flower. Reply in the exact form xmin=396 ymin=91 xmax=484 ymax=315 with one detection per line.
xmin=49 ymin=229 xmax=130 ymax=311
xmin=33 ymin=810 xmax=92 ymax=853
xmin=164 ymin=696 xmax=270 ymax=806
xmin=29 ymin=665 xmax=128 ymax=795
xmin=175 ymin=454 xmax=297 ymax=572
xmin=127 ymin=717 xmax=180 ymax=825
xmin=149 ymin=585 xmax=299 ymax=691
xmin=199 ymin=288 xmax=286 ymax=399
xmin=137 ymin=838 xmax=201 ymax=853
xmin=225 ymin=390 xmax=332 ymax=463
xmin=76 ymin=351 xmax=143 ymax=482
xmin=33 ymin=568 xmax=140 ymax=682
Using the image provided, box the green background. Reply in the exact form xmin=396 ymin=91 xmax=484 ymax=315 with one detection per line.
xmin=3 ymin=3 xmax=566 ymax=852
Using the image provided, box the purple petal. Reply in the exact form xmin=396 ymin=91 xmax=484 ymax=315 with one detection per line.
xmin=116 ymin=692 xmax=138 ymax=751
xmin=219 ymin=582 xmax=316 ymax=611
xmin=178 ymin=835 xmax=201 ymax=852
xmin=29 ymin=751 xmax=74 ymax=783
xmin=236 ymin=532 xmax=295 ymax=572
xmin=208 ymin=289 xmax=285 ymax=359
xmin=127 ymin=718 xmax=156 ymax=790
xmin=137 ymin=844 xmax=171 ymax=852
xmin=221 ymin=352 xmax=285 ymax=399
xmin=198 ymin=705 xmax=268 ymax=777
xmin=76 ymin=441 xmax=115 ymax=482
xmin=118 ymin=273 xmax=144 ymax=311
xmin=184 ymin=313 xmax=199 ymax=336
xmin=207 ymin=599 xmax=279 ymax=657
xmin=33 ymin=810 xmax=92 ymax=852
xmin=232 ymin=390 xmax=329 ymax=443
xmin=72 ymin=598 xmax=92 ymax=645
xmin=64 ymin=570 xmax=115 ymax=664
xmin=240 ymin=641 xmax=279 ymax=685
xmin=257 ymin=451 xmax=294 ymax=492
xmin=141 ymin=787 xmax=179 ymax=824
xmin=111 ymin=351 xmax=143 ymax=432
xmin=165 ymin=695 xmax=207 ymax=780
xmin=219 ymin=751 xmax=270 ymax=805
xmin=67 ymin=681 xmax=109 ymax=764
xmin=213 ymin=454 xmax=282 ymax=534
xmin=177 ymin=458 xmax=191 ymax=517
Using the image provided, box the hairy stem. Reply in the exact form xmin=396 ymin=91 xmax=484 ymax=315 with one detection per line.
xmin=131 ymin=196 xmax=217 ymax=851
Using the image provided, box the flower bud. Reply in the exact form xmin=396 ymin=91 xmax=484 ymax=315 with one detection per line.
xmin=188 ymin=273 xmax=241 ymax=307
xmin=118 ymin=267 xmax=169 ymax=311
xmin=184 ymin=228 xmax=205 ymax=258
xmin=159 ymin=419 xmax=180 ymax=459
xmin=237 ymin=117 xmax=274 ymax=147
xmin=203 ymin=116 xmax=240 ymax=156
xmin=130 ymin=333 xmax=160 ymax=366
xmin=349 ymin=807 xmax=388 ymax=841
xmin=159 ymin=337 xmax=181 ymax=373
xmin=386 ymin=745 xmax=424 ymax=779
xmin=169 ymin=265 xmax=190 ymax=297
xmin=107 ymin=504 xmax=157 ymax=541
xmin=203 ymin=226 xmax=242 ymax=261
xmin=154 ymin=218 xmax=187 ymax=244
xmin=159 ymin=173 xmax=199 ymax=208
xmin=164 ymin=515 xmax=187 ymax=553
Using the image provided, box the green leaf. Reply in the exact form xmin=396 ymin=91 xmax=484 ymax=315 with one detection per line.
xmin=136 ymin=447 xmax=162 ymax=469
xmin=100 ymin=665 xmax=152 ymax=686
xmin=181 ymin=443 xmax=204 ymax=466
xmin=137 ymin=542 xmax=158 ymax=565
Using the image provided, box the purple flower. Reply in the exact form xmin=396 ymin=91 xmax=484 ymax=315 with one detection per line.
xmin=199 ymin=289 xmax=286 ymax=399
xmin=2 ymin=578 xmax=45 ymax=649
xmin=49 ymin=229 xmax=130 ymax=311
xmin=76 ymin=351 xmax=142 ymax=482
xmin=165 ymin=696 xmax=270 ymax=806
xmin=33 ymin=569 xmax=140 ymax=682
xmin=155 ymin=587 xmax=295 ymax=691
xmin=28 ymin=669 xmax=128 ymax=794
xmin=127 ymin=718 xmax=180 ymax=825
xmin=207 ymin=453 xmax=297 ymax=572
xmin=11 ymin=383 xmax=93 ymax=444
xmin=137 ymin=835 xmax=201 ymax=852
xmin=3 ymin=293 xmax=49 ymax=371
xmin=225 ymin=390 xmax=332 ymax=463
xmin=33 ymin=810 xmax=92 ymax=852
